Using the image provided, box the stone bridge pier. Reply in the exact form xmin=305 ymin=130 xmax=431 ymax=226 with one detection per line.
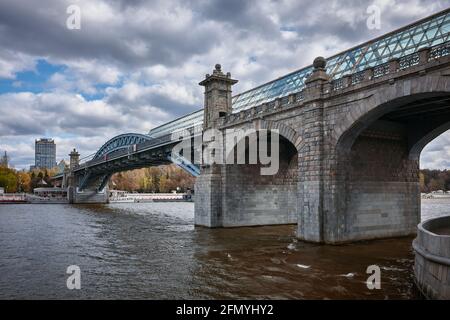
xmin=195 ymin=48 xmax=450 ymax=243
xmin=66 ymin=148 xmax=109 ymax=204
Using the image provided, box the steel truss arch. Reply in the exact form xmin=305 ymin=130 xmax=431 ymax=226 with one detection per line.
xmin=93 ymin=133 xmax=151 ymax=159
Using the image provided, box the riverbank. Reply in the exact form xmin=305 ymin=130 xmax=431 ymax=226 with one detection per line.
xmin=421 ymin=193 xmax=450 ymax=199
xmin=0 ymin=192 xmax=192 ymax=204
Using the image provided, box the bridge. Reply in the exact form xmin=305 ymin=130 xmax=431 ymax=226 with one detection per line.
xmin=55 ymin=9 xmax=450 ymax=243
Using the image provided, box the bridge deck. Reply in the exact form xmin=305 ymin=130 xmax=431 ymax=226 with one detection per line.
xmin=67 ymin=8 xmax=449 ymax=173
xmin=146 ymin=8 xmax=449 ymax=139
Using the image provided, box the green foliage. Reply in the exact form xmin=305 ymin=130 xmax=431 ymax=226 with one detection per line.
xmin=0 ymin=167 xmax=18 ymax=193
xmin=0 ymin=167 xmax=55 ymax=193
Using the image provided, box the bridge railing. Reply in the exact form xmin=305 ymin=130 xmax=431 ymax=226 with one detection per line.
xmin=218 ymin=89 xmax=307 ymax=127
xmin=217 ymin=41 xmax=449 ymax=128
xmin=330 ymin=42 xmax=449 ymax=92
xmin=429 ymin=43 xmax=450 ymax=60
xmin=78 ymin=153 xmax=96 ymax=163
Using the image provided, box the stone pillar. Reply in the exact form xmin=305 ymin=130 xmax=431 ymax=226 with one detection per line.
xmin=418 ymin=47 xmax=430 ymax=64
xmin=69 ymin=148 xmax=80 ymax=170
xmin=297 ymin=57 xmax=330 ymax=242
xmin=194 ymin=164 xmax=224 ymax=227
xmin=199 ymin=64 xmax=238 ymax=128
xmin=195 ymin=64 xmax=238 ymax=227
xmin=67 ymin=148 xmax=80 ymax=203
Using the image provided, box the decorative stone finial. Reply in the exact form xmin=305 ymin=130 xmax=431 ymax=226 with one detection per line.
xmin=305 ymin=56 xmax=330 ymax=85
xmin=313 ymin=56 xmax=326 ymax=70
xmin=215 ymin=64 xmax=221 ymax=71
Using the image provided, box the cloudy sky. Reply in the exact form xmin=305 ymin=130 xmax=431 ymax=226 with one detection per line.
xmin=0 ymin=0 xmax=448 ymax=169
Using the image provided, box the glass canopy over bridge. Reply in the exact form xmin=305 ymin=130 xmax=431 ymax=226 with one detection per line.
xmin=146 ymin=8 xmax=449 ymax=140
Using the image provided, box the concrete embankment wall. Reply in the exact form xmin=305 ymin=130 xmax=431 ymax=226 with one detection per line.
xmin=68 ymin=186 xmax=109 ymax=204
xmin=413 ymin=215 xmax=450 ymax=299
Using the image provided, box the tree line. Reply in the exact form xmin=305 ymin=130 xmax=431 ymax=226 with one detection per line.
xmin=1 ymin=158 xmax=448 ymax=194
xmin=420 ymin=169 xmax=450 ymax=193
xmin=0 ymin=166 xmax=56 ymax=193
xmin=110 ymin=165 xmax=195 ymax=193
xmin=0 ymin=163 xmax=194 ymax=194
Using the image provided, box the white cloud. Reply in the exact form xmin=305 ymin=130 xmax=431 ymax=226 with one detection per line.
xmin=421 ymin=132 xmax=450 ymax=169
xmin=0 ymin=50 xmax=35 ymax=79
xmin=0 ymin=90 xmax=171 ymax=168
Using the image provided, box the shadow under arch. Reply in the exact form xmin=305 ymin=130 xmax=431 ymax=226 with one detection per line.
xmin=336 ymin=92 xmax=450 ymax=156
xmin=409 ymin=120 xmax=450 ymax=161
xmin=217 ymin=119 xmax=301 ymax=227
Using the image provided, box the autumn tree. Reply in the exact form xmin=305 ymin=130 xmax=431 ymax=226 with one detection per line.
xmin=420 ymin=169 xmax=450 ymax=192
xmin=110 ymin=165 xmax=195 ymax=193
xmin=17 ymin=171 xmax=31 ymax=192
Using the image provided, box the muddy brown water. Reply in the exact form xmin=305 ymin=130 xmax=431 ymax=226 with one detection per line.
xmin=0 ymin=199 xmax=448 ymax=299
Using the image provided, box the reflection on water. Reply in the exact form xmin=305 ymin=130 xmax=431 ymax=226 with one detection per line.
xmin=0 ymin=199 xmax=448 ymax=299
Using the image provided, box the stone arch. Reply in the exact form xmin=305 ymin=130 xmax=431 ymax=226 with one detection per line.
xmin=329 ymin=73 xmax=450 ymax=242
xmin=217 ymin=118 xmax=301 ymax=227
xmin=222 ymin=118 xmax=303 ymax=168
xmin=409 ymin=121 xmax=450 ymax=160
xmin=333 ymin=72 xmax=450 ymax=152
xmin=336 ymin=92 xmax=450 ymax=156
xmin=254 ymin=119 xmax=304 ymax=151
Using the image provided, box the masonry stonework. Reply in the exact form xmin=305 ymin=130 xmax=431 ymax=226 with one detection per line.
xmin=195 ymin=48 xmax=450 ymax=243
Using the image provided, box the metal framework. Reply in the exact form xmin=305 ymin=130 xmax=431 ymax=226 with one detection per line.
xmin=167 ymin=153 xmax=200 ymax=177
xmin=93 ymin=133 xmax=151 ymax=159
xmin=146 ymin=8 xmax=450 ymax=139
xmin=232 ymin=8 xmax=450 ymax=111
xmin=88 ymin=131 xmax=201 ymax=178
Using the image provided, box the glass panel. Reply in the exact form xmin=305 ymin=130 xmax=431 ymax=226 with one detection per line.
xmin=147 ymin=10 xmax=449 ymax=138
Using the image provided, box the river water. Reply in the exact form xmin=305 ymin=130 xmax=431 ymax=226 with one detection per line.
xmin=0 ymin=199 xmax=449 ymax=299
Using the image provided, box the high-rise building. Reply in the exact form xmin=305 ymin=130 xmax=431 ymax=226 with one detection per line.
xmin=35 ymin=138 xmax=56 ymax=169
xmin=0 ymin=151 xmax=8 ymax=168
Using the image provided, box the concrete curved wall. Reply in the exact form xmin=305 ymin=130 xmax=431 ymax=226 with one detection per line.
xmin=413 ymin=215 xmax=450 ymax=299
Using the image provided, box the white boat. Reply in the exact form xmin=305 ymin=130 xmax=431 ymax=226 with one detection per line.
xmin=26 ymin=188 xmax=69 ymax=204
xmin=109 ymin=197 xmax=135 ymax=203
xmin=27 ymin=195 xmax=68 ymax=204
xmin=109 ymin=190 xmax=192 ymax=202
xmin=109 ymin=190 xmax=136 ymax=203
